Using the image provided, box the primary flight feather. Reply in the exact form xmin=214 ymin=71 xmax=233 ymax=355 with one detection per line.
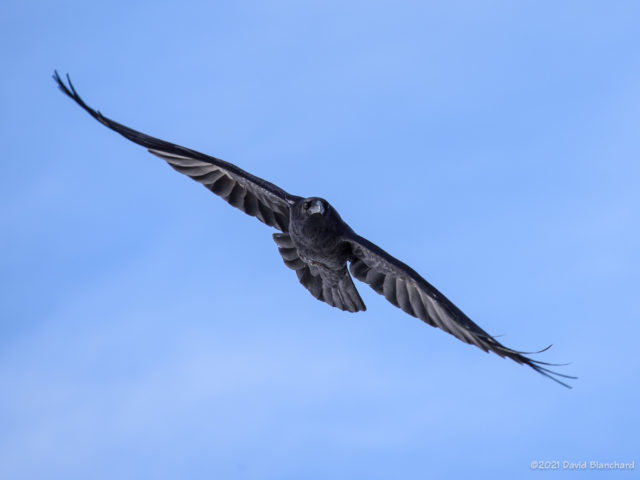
xmin=53 ymin=71 xmax=575 ymax=388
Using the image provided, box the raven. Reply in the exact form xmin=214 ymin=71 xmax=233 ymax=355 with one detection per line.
xmin=53 ymin=72 xmax=575 ymax=388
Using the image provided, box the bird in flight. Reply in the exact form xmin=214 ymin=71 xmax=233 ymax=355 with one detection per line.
xmin=53 ymin=71 xmax=575 ymax=388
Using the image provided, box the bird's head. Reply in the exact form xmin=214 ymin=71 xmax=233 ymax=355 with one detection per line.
xmin=290 ymin=197 xmax=349 ymax=237
xmin=299 ymin=197 xmax=327 ymax=217
xmin=293 ymin=197 xmax=342 ymax=230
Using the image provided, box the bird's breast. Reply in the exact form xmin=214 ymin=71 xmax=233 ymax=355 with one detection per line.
xmin=289 ymin=223 xmax=348 ymax=270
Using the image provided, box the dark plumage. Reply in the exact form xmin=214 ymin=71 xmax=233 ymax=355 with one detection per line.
xmin=53 ymin=71 xmax=575 ymax=388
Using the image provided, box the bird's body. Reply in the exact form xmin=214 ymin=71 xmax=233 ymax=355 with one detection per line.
xmin=289 ymin=198 xmax=348 ymax=270
xmin=53 ymin=71 xmax=575 ymax=388
xmin=284 ymin=197 xmax=366 ymax=313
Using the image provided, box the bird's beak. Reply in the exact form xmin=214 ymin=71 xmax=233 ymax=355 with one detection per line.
xmin=308 ymin=200 xmax=325 ymax=215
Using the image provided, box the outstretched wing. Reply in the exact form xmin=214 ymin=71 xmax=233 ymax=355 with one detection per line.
xmin=53 ymin=72 xmax=301 ymax=232
xmin=345 ymin=232 xmax=575 ymax=388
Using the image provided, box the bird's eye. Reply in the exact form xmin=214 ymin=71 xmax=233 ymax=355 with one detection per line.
xmin=303 ymin=201 xmax=310 ymax=210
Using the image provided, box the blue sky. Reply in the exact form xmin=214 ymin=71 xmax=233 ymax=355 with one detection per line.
xmin=1 ymin=1 xmax=639 ymax=478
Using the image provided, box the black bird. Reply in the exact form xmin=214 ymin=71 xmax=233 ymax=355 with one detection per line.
xmin=53 ymin=71 xmax=575 ymax=388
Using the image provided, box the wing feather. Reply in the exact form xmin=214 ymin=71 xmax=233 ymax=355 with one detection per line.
xmin=53 ymin=71 xmax=301 ymax=232
xmin=344 ymin=233 xmax=575 ymax=388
